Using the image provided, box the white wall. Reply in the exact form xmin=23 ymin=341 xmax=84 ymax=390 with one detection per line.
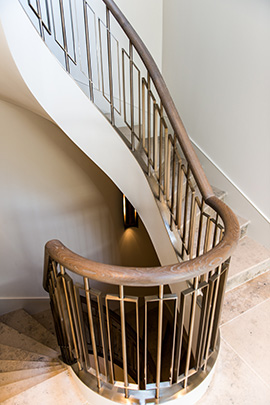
xmin=114 ymin=0 xmax=163 ymax=70
xmin=0 ymin=100 xmax=159 ymax=306
xmin=162 ymin=0 xmax=270 ymax=245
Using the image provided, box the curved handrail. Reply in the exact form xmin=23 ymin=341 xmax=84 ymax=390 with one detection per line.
xmin=42 ymin=0 xmax=240 ymax=289
xmin=102 ymin=0 xmax=213 ymax=201
xmin=44 ymin=197 xmax=239 ymax=289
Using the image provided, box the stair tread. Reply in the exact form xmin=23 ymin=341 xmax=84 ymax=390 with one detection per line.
xmin=0 ymin=343 xmax=57 ymax=363
xmin=32 ymin=309 xmax=56 ymax=336
xmin=0 ymin=322 xmax=59 ymax=360
xmin=227 ymin=236 xmax=270 ymax=291
xmin=0 ymin=368 xmax=65 ymax=402
xmin=0 ymin=309 xmax=59 ymax=352
xmin=221 ymin=270 xmax=270 ymax=325
xmin=1 ymin=369 xmax=88 ymax=405
xmin=0 ymin=360 xmax=60 ymax=373
xmin=0 ymin=365 xmax=64 ymax=387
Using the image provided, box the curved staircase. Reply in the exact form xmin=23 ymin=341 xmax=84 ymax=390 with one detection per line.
xmin=1 ymin=0 xmax=269 ymax=404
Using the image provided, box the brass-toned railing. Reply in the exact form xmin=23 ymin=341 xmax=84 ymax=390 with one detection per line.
xmin=44 ymin=239 xmax=231 ymax=401
xmin=19 ymin=0 xmax=240 ymax=401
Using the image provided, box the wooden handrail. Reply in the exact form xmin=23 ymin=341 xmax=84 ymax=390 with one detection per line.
xmin=14 ymin=0 xmax=240 ymax=288
xmin=44 ymin=196 xmax=239 ymax=289
xmin=102 ymin=0 xmax=214 ymax=201
xmin=42 ymin=0 xmax=240 ymax=289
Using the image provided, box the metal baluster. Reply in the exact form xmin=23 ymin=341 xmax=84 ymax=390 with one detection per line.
xmin=170 ymin=135 xmax=177 ymax=229
xmin=84 ymin=277 xmax=101 ymax=389
xmin=59 ymin=266 xmax=80 ymax=363
xmin=156 ymin=285 xmax=164 ymax=398
xmin=203 ymin=273 xmax=220 ymax=370
xmin=183 ymin=277 xmax=198 ymax=388
xmin=195 ymin=283 xmax=209 ymax=370
xmin=73 ymin=285 xmax=91 ymax=371
xmin=58 ymin=0 xmax=70 ymax=72
xmin=96 ymin=292 xmax=109 ymax=379
xmin=129 ymin=41 xmax=135 ymax=151
xmin=147 ymin=73 xmax=151 ymax=175
xmin=188 ymin=190 xmax=196 ymax=258
xmin=158 ymin=112 xmax=164 ymax=200
xmin=170 ymin=297 xmax=178 ymax=385
xmin=83 ymin=0 xmax=94 ymax=101
xmin=211 ymin=260 xmax=230 ymax=350
xmin=181 ymin=166 xmax=191 ymax=257
xmin=165 ymin=136 xmax=172 ymax=201
xmin=176 ymin=162 xmax=184 ymax=230
xmin=142 ymin=78 xmax=146 ymax=149
xmin=106 ymin=7 xmax=115 ymax=125
xmin=119 ymin=286 xmax=129 ymax=398
xmin=66 ymin=280 xmax=83 ymax=370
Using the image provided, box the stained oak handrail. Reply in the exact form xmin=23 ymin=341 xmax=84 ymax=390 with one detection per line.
xmin=40 ymin=0 xmax=240 ymax=288
xmin=44 ymin=197 xmax=239 ymax=289
xmin=102 ymin=0 xmax=213 ymax=201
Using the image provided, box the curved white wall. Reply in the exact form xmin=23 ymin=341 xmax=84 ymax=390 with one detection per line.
xmin=0 ymin=100 xmax=161 ymax=305
xmin=0 ymin=0 xmax=178 ymax=267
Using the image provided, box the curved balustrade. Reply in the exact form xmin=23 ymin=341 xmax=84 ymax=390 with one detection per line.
xmin=18 ymin=0 xmax=240 ymax=401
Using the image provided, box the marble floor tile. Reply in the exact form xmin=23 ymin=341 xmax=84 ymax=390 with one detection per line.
xmin=197 ymin=338 xmax=270 ymax=404
xmin=221 ymin=271 xmax=270 ymax=325
xmin=221 ymin=299 xmax=270 ymax=387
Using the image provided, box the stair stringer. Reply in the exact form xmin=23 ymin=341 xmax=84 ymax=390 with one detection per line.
xmin=0 ymin=0 xmax=177 ymax=266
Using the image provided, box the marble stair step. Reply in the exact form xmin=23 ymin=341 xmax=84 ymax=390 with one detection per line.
xmin=0 ymin=360 xmax=59 ymax=373
xmin=0 ymin=309 xmax=59 ymax=352
xmin=226 ymin=236 xmax=270 ymax=291
xmin=2 ymin=369 xmax=88 ymax=405
xmin=32 ymin=309 xmax=56 ymax=336
xmin=0 ymin=343 xmax=56 ymax=363
xmin=0 ymin=365 xmax=64 ymax=387
xmin=0 ymin=368 xmax=65 ymax=402
xmin=237 ymin=215 xmax=250 ymax=239
xmin=0 ymin=323 xmax=59 ymax=360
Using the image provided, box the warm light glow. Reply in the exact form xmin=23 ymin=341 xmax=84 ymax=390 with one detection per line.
xmin=122 ymin=194 xmax=138 ymax=228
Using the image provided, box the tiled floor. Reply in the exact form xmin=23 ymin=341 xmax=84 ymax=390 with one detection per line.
xmin=198 ymin=271 xmax=270 ymax=404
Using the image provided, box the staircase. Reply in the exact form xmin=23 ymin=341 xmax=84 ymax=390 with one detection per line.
xmin=0 ymin=0 xmax=269 ymax=404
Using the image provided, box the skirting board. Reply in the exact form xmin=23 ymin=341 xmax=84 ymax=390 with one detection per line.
xmin=0 ymin=298 xmax=50 ymax=316
xmin=191 ymin=140 xmax=270 ymax=249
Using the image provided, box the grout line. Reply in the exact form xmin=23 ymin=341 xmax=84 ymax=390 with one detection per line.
xmin=221 ymin=337 xmax=270 ymax=390
xmin=221 ymin=296 xmax=270 ymax=328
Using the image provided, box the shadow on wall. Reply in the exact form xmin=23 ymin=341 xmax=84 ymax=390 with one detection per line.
xmin=0 ymin=100 xmax=159 ymax=299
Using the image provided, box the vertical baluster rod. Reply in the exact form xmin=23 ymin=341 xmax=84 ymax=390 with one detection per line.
xmin=183 ymin=277 xmax=198 ymax=388
xmin=106 ymin=7 xmax=115 ymax=125
xmin=84 ymin=277 xmax=101 ymax=389
xmin=59 ymin=265 xmax=79 ymax=361
xmin=129 ymin=41 xmax=135 ymax=150
xmin=59 ymin=0 xmax=70 ymax=72
xmin=156 ymin=285 xmax=164 ymax=399
xmin=147 ymin=73 xmax=151 ymax=175
xmin=83 ymin=0 xmax=94 ymax=101
xmin=119 ymin=285 xmax=129 ymax=398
